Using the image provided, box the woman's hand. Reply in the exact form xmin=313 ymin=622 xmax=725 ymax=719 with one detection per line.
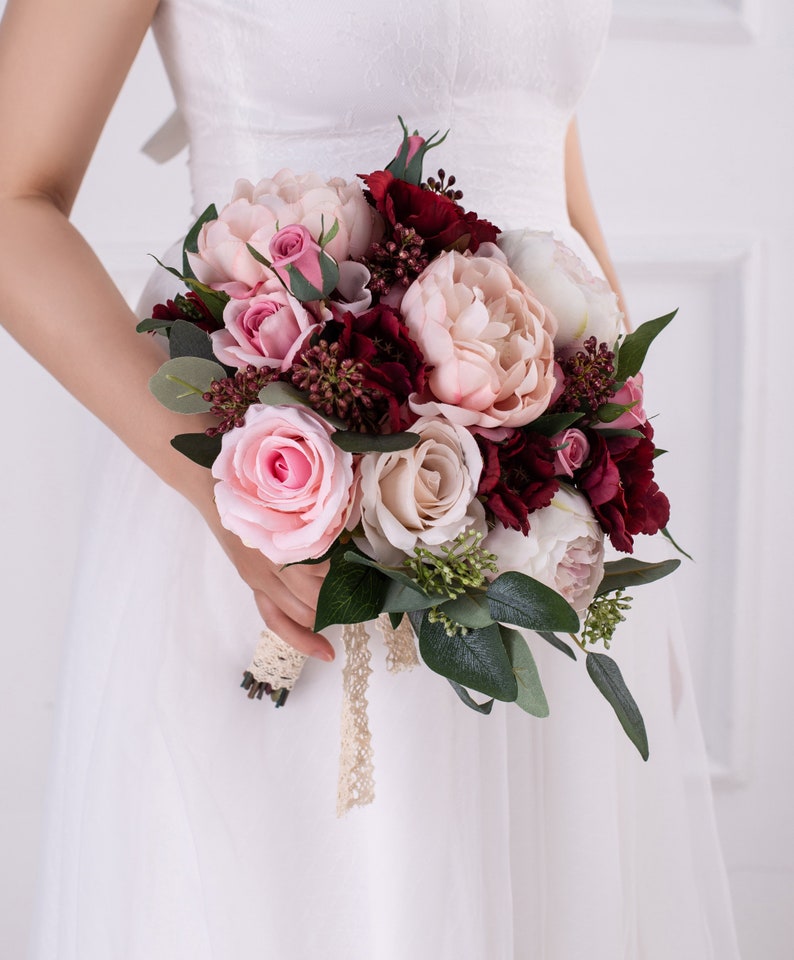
xmin=194 ymin=479 xmax=335 ymax=662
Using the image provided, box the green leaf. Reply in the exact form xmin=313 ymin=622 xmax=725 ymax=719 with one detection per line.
xmin=616 ymin=310 xmax=677 ymax=381
xmin=148 ymin=356 xmax=226 ymax=414
xmin=413 ymin=612 xmax=518 ymax=702
xmin=439 ymin=593 xmax=495 ymax=630
xmin=245 ymin=242 xmax=272 ymax=269
xmin=447 ymin=680 xmax=495 ymax=715
xmin=486 ymin=571 xmax=580 ymax=633
xmin=501 ymin=627 xmax=549 ymax=717
xmin=382 ymin=580 xmax=439 ymax=613
xmin=332 ymin=431 xmax=420 ymax=454
xmin=182 ymin=204 xmax=218 ymax=279
xmin=535 ymin=631 xmax=577 ymax=661
xmin=595 ymin=558 xmax=681 ymax=597
xmin=586 ymin=652 xmax=649 ymax=760
xmin=170 ymin=432 xmax=222 ymax=468
xmin=653 ymin=448 xmax=668 ymax=459
xmin=318 ymin=216 xmax=340 ymax=249
xmin=661 ymin=527 xmax=694 ymax=561
xmin=342 ymin=550 xmax=424 ymax=591
xmin=168 ymin=319 xmax=216 ymax=362
xmin=592 ymin=428 xmax=645 ymax=440
xmin=313 ymin=549 xmax=389 ymax=631
xmin=388 ymin=611 xmax=404 ymax=630
xmin=596 ymin=401 xmax=639 ymax=424
xmin=530 ymin=412 xmax=584 ymax=437
xmin=183 ymin=280 xmax=230 ymax=324
xmin=257 ymin=381 xmax=312 ymax=408
xmin=148 ymin=253 xmax=185 ymax=282
xmin=136 ymin=316 xmax=175 ymax=335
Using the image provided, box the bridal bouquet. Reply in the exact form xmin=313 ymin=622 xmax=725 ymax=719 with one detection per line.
xmin=140 ymin=119 xmax=679 ymax=802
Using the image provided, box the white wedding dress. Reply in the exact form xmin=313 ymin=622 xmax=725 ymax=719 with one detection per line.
xmin=32 ymin=1 xmax=741 ymax=957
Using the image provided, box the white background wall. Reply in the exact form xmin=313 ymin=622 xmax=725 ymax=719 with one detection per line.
xmin=1 ymin=1 xmax=792 ymax=956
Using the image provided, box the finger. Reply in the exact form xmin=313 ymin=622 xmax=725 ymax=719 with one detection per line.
xmin=254 ymin=591 xmax=335 ymax=661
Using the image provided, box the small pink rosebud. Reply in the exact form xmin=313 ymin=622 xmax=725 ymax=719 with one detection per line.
xmin=551 ymin=427 xmax=590 ymax=477
xmin=269 ymin=224 xmax=324 ymax=294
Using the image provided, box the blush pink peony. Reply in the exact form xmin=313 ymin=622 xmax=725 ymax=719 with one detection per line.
xmin=188 ymin=172 xmax=379 ymax=297
xmin=212 ymin=404 xmax=355 ymax=564
xmin=210 ymin=278 xmax=321 ymax=371
xmin=403 ymin=249 xmax=557 ymax=430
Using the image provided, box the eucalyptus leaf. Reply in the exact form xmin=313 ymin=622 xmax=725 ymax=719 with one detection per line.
xmin=257 ymin=381 xmax=312 ymax=408
xmin=314 ymin=550 xmax=389 ymax=631
xmin=535 ymin=631 xmax=577 ymax=661
xmin=447 ymin=680 xmax=495 ymax=715
xmin=501 ymin=627 xmax=549 ymax=717
xmin=415 ymin=613 xmax=518 ymax=702
xmin=343 ymin=551 xmax=430 ymax=594
xmin=486 ymin=571 xmax=580 ymax=633
xmin=616 ymin=310 xmax=676 ymax=381
xmin=136 ymin=317 xmax=174 ymax=335
xmin=586 ymin=652 xmax=649 ymax=760
xmin=595 ymin=558 xmax=681 ymax=597
xmin=332 ymin=431 xmax=420 ymax=454
xmin=182 ymin=204 xmax=218 ymax=279
xmin=382 ymin=580 xmax=439 ymax=613
xmin=661 ymin=527 xmax=693 ymax=561
xmin=388 ymin=611 xmax=404 ymax=630
xmin=170 ymin=432 xmax=222 ymax=468
xmin=529 ymin=412 xmax=584 ymax=437
xmin=149 ymin=356 xmax=226 ymax=414
xmin=169 ymin=319 xmax=216 ymax=362
xmin=439 ymin=593 xmax=495 ymax=630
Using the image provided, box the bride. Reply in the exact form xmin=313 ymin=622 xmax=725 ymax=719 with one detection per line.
xmin=0 ymin=0 xmax=740 ymax=957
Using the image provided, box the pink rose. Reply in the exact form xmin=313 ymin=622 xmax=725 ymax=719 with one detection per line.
xmin=269 ymin=224 xmax=325 ymax=294
xmin=403 ymin=249 xmax=557 ymax=430
xmin=596 ymin=374 xmax=647 ymax=430
xmin=212 ymin=405 xmax=355 ymax=564
xmin=551 ymin=428 xmax=590 ymax=477
xmin=210 ymin=278 xmax=321 ymax=370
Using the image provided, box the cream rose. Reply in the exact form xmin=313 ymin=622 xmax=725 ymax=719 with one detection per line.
xmin=403 ymin=249 xmax=557 ymax=430
xmin=497 ymin=229 xmax=623 ymax=355
xmin=356 ymin=417 xmax=485 ymax=565
xmin=485 ymin=484 xmax=605 ymax=616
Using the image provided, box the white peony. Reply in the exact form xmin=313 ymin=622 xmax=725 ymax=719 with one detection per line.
xmin=497 ymin=229 xmax=623 ymax=355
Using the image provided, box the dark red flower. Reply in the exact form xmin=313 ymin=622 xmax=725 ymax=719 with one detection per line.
xmin=579 ymin=423 xmax=670 ymax=552
xmin=151 ymin=291 xmax=220 ymax=333
xmin=291 ymin=304 xmax=426 ymax=432
xmin=360 ymin=170 xmax=499 ymax=258
xmin=477 ymin=430 xmax=560 ymax=534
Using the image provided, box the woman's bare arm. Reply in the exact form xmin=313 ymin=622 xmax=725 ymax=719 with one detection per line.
xmin=0 ymin=0 xmax=334 ymax=659
xmin=564 ymin=118 xmax=630 ymax=329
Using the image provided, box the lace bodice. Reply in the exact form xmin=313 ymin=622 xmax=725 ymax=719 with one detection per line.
xmin=152 ymin=0 xmax=611 ymax=233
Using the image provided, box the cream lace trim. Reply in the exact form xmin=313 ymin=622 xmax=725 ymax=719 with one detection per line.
xmin=247 ymin=619 xmax=419 ymax=816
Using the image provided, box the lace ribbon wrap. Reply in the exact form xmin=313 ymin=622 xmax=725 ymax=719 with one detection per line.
xmin=243 ymin=618 xmax=419 ymax=816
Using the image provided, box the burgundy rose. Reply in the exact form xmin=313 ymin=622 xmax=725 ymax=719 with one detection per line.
xmin=360 ymin=170 xmax=499 ymax=257
xmin=579 ymin=423 xmax=670 ymax=552
xmin=477 ymin=430 xmax=559 ymax=534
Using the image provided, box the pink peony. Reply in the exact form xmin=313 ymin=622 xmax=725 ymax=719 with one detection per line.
xmin=212 ymin=405 xmax=355 ymax=564
xmin=403 ymin=249 xmax=557 ymax=430
xmin=210 ymin=278 xmax=321 ymax=371
xmin=189 ymin=172 xmax=379 ymax=296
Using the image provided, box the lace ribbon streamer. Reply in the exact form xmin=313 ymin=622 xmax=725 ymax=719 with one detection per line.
xmin=243 ymin=619 xmax=419 ymax=815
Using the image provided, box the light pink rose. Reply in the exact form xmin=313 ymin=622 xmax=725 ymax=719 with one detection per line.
xmin=403 ymin=250 xmax=557 ymax=430
xmin=356 ymin=417 xmax=485 ymax=565
xmin=551 ymin=428 xmax=590 ymax=477
xmin=595 ymin=374 xmax=647 ymax=430
xmin=485 ymin=484 xmax=605 ymax=616
xmin=189 ymin=172 xmax=379 ymax=297
xmin=498 ymin=229 xmax=623 ymax=355
xmin=210 ymin=278 xmax=321 ymax=370
xmin=212 ymin=405 xmax=355 ymax=564
xmin=269 ymin=224 xmax=324 ymax=293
